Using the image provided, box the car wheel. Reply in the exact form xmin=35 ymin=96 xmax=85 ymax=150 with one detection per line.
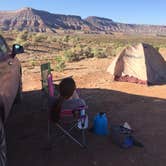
xmin=0 ymin=118 xmax=6 ymax=166
xmin=14 ymin=81 xmax=22 ymax=104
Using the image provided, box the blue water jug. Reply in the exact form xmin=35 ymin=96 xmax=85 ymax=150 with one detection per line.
xmin=93 ymin=112 xmax=109 ymax=135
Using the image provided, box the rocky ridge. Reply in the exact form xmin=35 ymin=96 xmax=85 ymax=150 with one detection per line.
xmin=0 ymin=7 xmax=166 ymax=34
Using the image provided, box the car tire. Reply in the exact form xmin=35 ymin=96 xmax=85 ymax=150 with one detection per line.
xmin=14 ymin=81 xmax=22 ymax=104
xmin=0 ymin=117 xmax=6 ymax=166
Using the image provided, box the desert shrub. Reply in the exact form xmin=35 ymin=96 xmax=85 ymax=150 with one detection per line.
xmin=64 ymin=45 xmax=97 ymax=62
xmin=11 ymin=29 xmax=19 ymax=35
xmin=74 ymin=36 xmax=80 ymax=42
xmin=31 ymin=60 xmax=36 ymax=67
xmin=21 ymin=41 xmax=30 ymax=47
xmin=54 ymin=55 xmax=66 ymax=72
xmin=63 ymin=49 xmax=79 ymax=62
xmin=15 ymin=30 xmax=29 ymax=45
xmin=32 ymin=33 xmax=47 ymax=42
xmin=73 ymin=45 xmax=83 ymax=54
xmin=15 ymin=31 xmax=31 ymax=47
xmin=69 ymin=36 xmax=80 ymax=45
xmin=107 ymin=46 xmax=124 ymax=57
xmin=19 ymin=30 xmax=29 ymax=41
xmin=52 ymin=37 xmax=57 ymax=42
xmin=92 ymin=48 xmax=107 ymax=58
xmin=63 ymin=35 xmax=70 ymax=42
xmin=15 ymin=39 xmax=28 ymax=47
xmin=47 ymin=36 xmax=57 ymax=42
xmin=105 ymin=46 xmax=114 ymax=57
xmin=82 ymin=46 xmax=93 ymax=58
xmin=114 ymin=46 xmax=125 ymax=55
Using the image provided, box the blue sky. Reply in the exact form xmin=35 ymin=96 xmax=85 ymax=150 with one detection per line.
xmin=0 ymin=0 xmax=166 ymax=25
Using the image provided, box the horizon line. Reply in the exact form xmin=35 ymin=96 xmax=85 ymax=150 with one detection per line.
xmin=0 ymin=6 xmax=166 ymax=26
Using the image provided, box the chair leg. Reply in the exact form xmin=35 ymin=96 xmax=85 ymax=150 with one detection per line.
xmin=48 ymin=119 xmax=51 ymax=141
xmin=69 ymin=122 xmax=78 ymax=132
xmin=56 ymin=123 xmax=84 ymax=148
xmin=82 ymin=129 xmax=86 ymax=147
xmin=41 ymin=92 xmax=48 ymax=111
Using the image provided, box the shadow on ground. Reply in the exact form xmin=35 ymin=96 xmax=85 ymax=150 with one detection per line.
xmin=6 ymin=88 xmax=166 ymax=166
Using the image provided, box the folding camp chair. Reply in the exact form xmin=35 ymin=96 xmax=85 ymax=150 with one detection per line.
xmin=41 ymin=62 xmax=51 ymax=92
xmin=40 ymin=63 xmax=61 ymax=110
xmin=40 ymin=63 xmax=56 ymax=110
xmin=40 ymin=62 xmax=72 ymax=96
xmin=47 ymin=73 xmax=88 ymax=148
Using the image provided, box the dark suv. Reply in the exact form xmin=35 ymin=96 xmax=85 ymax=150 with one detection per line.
xmin=0 ymin=35 xmax=24 ymax=166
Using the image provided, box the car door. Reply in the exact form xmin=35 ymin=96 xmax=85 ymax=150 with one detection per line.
xmin=0 ymin=36 xmax=20 ymax=120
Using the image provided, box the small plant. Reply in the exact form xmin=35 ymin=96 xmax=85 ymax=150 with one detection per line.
xmin=47 ymin=36 xmax=57 ymax=43
xmin=92 ymin=48 xmax=107 ymax=58
xmin=63 ymin=49 xmax=80 ymax=62
xmin=32 ymin=33 xmax=47 ymax=42
xmin=83 ymin=46 xmax=93 ymax=58
xmin=15 ymin=30 xmax=29 ymax=46
xmin=54 ymin=55 xmax=66 ymax=72
xmin=19 ymin=30 xmax=29 ymax=41
xmin=63 ymin=35 xmax=70 ymax=42
xmin=31 ymin=60 xmax=36 ymax=67
xmin=69 ymin=36 xmax=80 ymax=44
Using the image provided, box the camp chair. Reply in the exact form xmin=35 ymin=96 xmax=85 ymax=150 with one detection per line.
xmin=47 ymin=73 xmax=88 ymax=148
xmin=41 ymin=62 xmax=52 ymax=93
xmin=41 ymin=63 xmax=55 ymax=110
xmin=40 ymin=62 xmax=72 ymax=96
xmin=40 ymin=63 xmax=61 ymax=110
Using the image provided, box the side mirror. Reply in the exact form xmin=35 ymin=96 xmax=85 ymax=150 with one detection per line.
xmin=11 ymin=44 xmax=24 ymax=57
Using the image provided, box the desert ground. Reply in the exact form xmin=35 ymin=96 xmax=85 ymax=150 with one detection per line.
xmin=6 ymin=57 xmax=166 ymax=166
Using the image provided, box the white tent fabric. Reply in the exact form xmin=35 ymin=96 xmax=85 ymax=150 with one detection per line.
xmin=107 ymin=43 xmax=166 ymax=85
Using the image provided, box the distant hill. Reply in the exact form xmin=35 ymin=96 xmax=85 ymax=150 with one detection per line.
xmin=85 ymin=16 xmax=166 ymax=35
xmin=0 ymin=7 xmax=166 ymax=35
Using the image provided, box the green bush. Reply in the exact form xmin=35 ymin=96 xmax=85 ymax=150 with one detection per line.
xmin=69 ymin=36 xmax=80 ymax=44
xmin=78 ymin=46 xmax=93 ymax=59
xmin=54 ymin=55 xmax=66 ymax=72
xmin=20 ymin=30 xmax=28 ymax=40
xmin=92 ymin=48 xmax=107 ymax=58
xmin=63 ymin=35 xmax=70 ymax=42
xmin=15 ymin=30 xmax=29 ymax=45
xmin=46 ymin=36 xmax=57 ymax=43
xmin=64 ymin=46 xmax=97 ymax=62
xmin=32 ymin=33 xmax=47 ymax=42
xmin=64 ymin=49 xmax=79 ymax=62
xmin=105 ymin=46 xmax=114 ymax=57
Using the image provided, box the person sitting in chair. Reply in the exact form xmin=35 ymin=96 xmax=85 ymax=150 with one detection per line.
xmin=50 ymin=77 xmax=86 ymax=122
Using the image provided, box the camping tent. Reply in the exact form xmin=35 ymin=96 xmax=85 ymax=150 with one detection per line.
xmin=107 ymin=43 xmax=166 ymax=85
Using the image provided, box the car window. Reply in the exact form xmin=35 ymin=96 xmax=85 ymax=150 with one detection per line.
xmin=0 ymin=37 xmax=9 ymax=58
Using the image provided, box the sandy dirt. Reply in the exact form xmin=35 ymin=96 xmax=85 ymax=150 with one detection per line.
xmin=6 ymin=58 xmax=166 ymax=166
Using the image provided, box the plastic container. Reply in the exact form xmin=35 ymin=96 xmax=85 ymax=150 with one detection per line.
xmin=123 ymin=136 xmax=133 ymax=148
xmin=47 ymin=73 xmax=55 ymax=97
xmin=110 ymin=125 xmax=133 ymax=148
xmin=93 ymin=112 xmax=109 ymax=135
